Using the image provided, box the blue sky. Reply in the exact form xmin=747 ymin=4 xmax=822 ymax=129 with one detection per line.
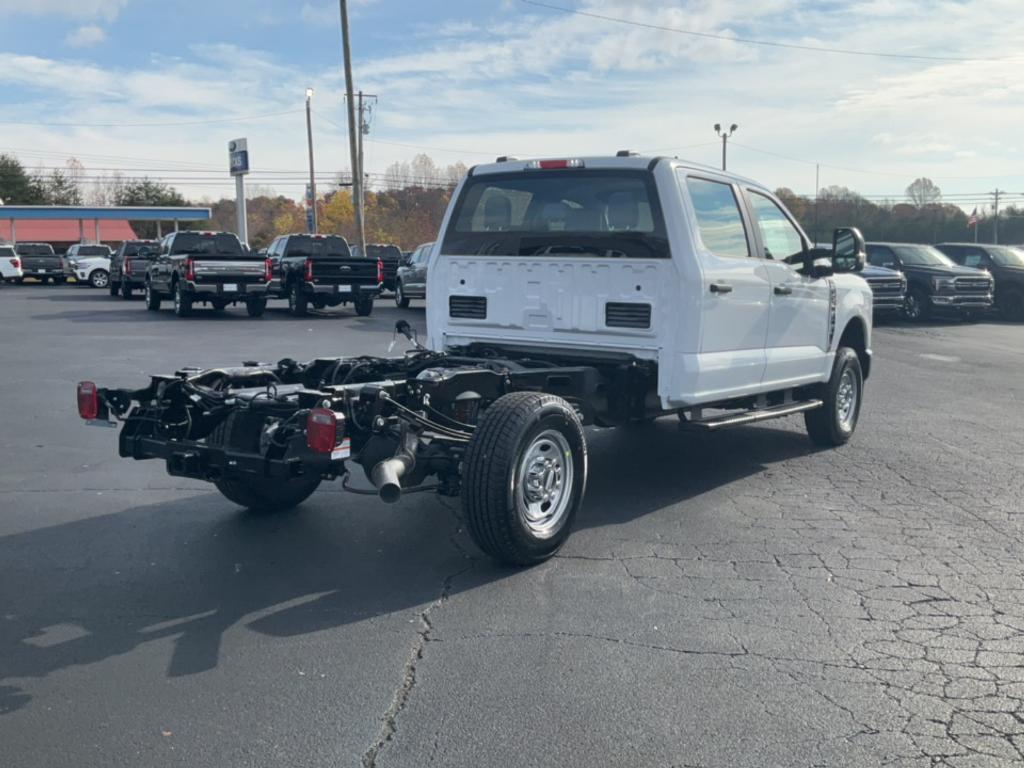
xmin=1 ymin=0 xmax=1023 ymax=211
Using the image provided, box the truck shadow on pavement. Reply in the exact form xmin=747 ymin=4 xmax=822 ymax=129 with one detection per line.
xmin=0 ymin=420 xmax=819 ymax=716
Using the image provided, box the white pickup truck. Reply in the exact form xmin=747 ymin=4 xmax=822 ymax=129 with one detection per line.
xmin=78 ymin=154 xmax=872 ymax=565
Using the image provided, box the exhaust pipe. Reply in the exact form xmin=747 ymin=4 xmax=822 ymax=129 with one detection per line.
xmin=370 ymin=454 xmax=413 ymax=504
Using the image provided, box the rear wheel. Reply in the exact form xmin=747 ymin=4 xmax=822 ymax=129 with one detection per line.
xmin=354 ymin=297 xmax=373 ymax=316
xmin=145 ymin=281 xmax=161 ymax=311
xmin=209 ymin=413 xmax=321 ymax=512
xmin=121 ymin=280 xmax=133 ymax=299
xmin=173 ymin=282 xmax=193 ymax=317
xmin=288 ymin=283 xmax=308 ymax=316
xmin=108 ymin=279 xmax=120 ymax=296
xmin=805 ymin=347 xmax=863 ymax=447
xmin=246 ymin=298 xmax=266 ymax=317
xmin=394 ymin=282 xmax=410 ymax=308
xmin=998 ymin=288 xmax=1024 ymax=322
xmin=89 ymin=269 xmax=109 ymax=289
xmin=462 ymin=392 xmax=587 ymax=565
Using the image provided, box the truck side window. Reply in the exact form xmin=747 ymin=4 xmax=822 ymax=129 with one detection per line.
xmin=748 ymin=192 xmax=805 ymax=262
xmin=685 ymin=177 xmax=750 ymax=259
xmin=866 ymin=245 xmax=895 ymax=268
xmin=962 ymin=248 xmax=988 ymax=268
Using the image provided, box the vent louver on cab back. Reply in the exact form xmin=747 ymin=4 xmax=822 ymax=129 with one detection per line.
xmin=605 ymin=302 xmax=652 ymax=329
xmin=449 ymin=295 xmax=487 ymax=319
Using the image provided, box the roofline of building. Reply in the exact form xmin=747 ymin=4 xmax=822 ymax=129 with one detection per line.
xmin=0 ymin=206 xmax=211 ymax=221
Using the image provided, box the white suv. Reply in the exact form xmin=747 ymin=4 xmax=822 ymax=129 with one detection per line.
xmin=0 ymin=244 xmax=23 ymax=283
xmin=66 ymin=243 xmax=113 ymax=288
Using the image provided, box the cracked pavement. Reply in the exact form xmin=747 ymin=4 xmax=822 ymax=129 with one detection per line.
xmin=1 ymin=287 xmax=1022 ymax=767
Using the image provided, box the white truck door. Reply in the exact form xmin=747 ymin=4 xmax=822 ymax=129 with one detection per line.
xmin=680 ymin=174 xmax=770 ymax=399
xmin=745 ymin=189 xmax=832 ymax=388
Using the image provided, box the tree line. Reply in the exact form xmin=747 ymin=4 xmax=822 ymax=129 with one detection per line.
xmin=5 ymin=152 xmax=1021 ymax=249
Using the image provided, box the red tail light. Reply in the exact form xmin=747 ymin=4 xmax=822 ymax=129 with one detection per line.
xmin=77 ymin=381 xmax=99 ymax=420
xmin=265 ymin=258 xmax=274 ymax=283
xmin=306 ymin=408 xmax=337 ymax=454
xmin=304 ymin=258 xmax=314 ymax=282
xmin=124 ymin=258 xmax=132 ymax=275
xmin=184 ymin=257 xmax=196 ymax=281
xmin=376 ymin=258 xmax=384 ymax=285
xmin=10 ymin=258 xmax=20 ymax=269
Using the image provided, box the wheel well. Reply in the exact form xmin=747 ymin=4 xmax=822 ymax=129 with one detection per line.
xmin=838 ymin=317 xmax=870 ymax=379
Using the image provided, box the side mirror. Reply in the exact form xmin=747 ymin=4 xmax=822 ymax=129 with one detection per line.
xmin=832 ymin=226 xmax=866 ymax=274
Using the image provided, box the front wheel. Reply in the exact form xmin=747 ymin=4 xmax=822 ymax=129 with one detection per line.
xmin=89 ymin=270 xmax=109 ymax=289
xmin=904 ymin=287 xmax=930 ymax=322
xmin=394 ymin=282 xmax=410 ymax=308
xmin=145 ymin=281 xmax=161 ymax=311
xmin=805 ymin=347 xmax=863 ymax=447
xmin=998 ymin=289 xmax=1024 ymax=322
xmin=462 ymin=392 xmax=588 ymax=565
xmin=354 ymin=297 xmax=373 ymax=316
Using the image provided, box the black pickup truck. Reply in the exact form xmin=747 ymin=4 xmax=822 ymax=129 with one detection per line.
xmin=145 ymin=231 xmax=270 ymax=318
xmin=109 ymin=239 xmax=159 ymax=298
xmin=936 ymin=243 xmax=1024 ymax=321
xmin=353 ymin=243 xmax=402 ymax=292
xmin=266 ymin=233 xmax=381 ymax=316
xmin=16 ymin=243 xmax=65 ymax=284
xmin=866 ymin=242 xmax=993 ymax=321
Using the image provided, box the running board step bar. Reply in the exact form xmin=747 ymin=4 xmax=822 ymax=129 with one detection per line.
xmin=687 ymin=399 xmax=823 ymax=430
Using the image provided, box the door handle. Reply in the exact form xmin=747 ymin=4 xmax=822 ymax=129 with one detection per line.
xmin=709 ymin=282 xmax=733 ymax=295
xmin=774 ymin=284 xmax=794 ymax=296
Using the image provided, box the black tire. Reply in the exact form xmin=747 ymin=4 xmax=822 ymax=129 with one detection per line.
xmin=121 ymin=280 xmax=133 ymax=299
xmin=288 ymin=283 xmax=308 ymax=316
xmin=209 ymin=413 xmax=321 ymax=512
xmin=211 ymin=300 xmax=227 ymax=312
xmin=246 ymin=298 xmax=266 ymax=318
xmin=89 ymin=269 xmax=109 ymax=289
xmin=108 ymin=280 xmax=120 ymax=296
xmin=14 ymin=278 xmax=24 ymax=285
xmin=998 ymin=288 xmax=1024 ymax=322
xmin=145 ymin=281 xmax=161 ymax=311
xmin=904 ymin=286 xmax=930 ymax=322
xmin=41 ymin=276 xmax=50 ymax=285
xmin=462 ymin=392 xmax=588 ymax=565
xmin=173 ymin=281 xmax=193 ymax=317
xmin=805 ymin=347 xmax=863 ymax=447
xmin=53 ymin=277 xmax=66 ymax=285
xmin=354 ymin=297 xmax=373 ymax=317
xmin=394 ymin=282 xmax=410 ymax=308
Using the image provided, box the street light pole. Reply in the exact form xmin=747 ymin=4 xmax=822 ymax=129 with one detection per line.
xmin=714 ymin=123 xmax=738 ymax=171
xmin=305 ymin=87 xmax=317 ymax=234
xmin=338 ymin=0 xmax=366 ymax=256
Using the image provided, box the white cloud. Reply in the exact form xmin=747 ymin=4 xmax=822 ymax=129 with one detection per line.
xmin=0 ymin=0 xmax=126 ymax=20
xmin=66 ymin=24 xmax=107 ymax=48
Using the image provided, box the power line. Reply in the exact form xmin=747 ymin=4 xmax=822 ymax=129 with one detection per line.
xmin=519 ymin=0 xmax=1002 ymax=63
xmin=0 ymin=109 xmax=304 ymax=128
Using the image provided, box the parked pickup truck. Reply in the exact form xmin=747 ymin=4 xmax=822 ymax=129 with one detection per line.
xmin=65 ymin=243 xmax=113 ymax=288
xmin=936 ymin=243 xmax=1024 ymax=321
xmin=861 ymin=264 xmax=907 ymax=319
xmin=16 ymin=243 xmax=64 ymax=284
xmin=866 ymin=242 xmax=993 ymax=321
xmin=77 ymin=154 xmax=872 ymax=565
xmin=109 ymin=239 xmax=159 ymax=298
xmin=144 ymin=231 xmax=271 ymax=317
xmin=266 ymin=233 xmax=381 ymax=316
xmin=353 ymin=243 xmax=402 ymax=292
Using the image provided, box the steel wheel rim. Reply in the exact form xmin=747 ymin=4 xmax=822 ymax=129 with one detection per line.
xmin=836 ymin=368 xmax=859 ymax=431
xmin=515 ymin=429 xmax=574 ymax=539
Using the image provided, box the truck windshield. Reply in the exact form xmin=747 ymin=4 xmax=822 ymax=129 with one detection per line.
xmin=442 ymin=169 xmax=669 ymax=259
xmin=892 ymin=245 xmax=955 ymax=267
xmin=988 ymin=246 xmax=1024 ymax=267
xmin=171 ymin=233 xmax=243 ymax=257
xmin=286 ymin=235 xmax=351 ymax=258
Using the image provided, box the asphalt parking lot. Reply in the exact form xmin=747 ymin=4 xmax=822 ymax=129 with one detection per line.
xmin=2 ymin=285 xmax=1023 ymax=768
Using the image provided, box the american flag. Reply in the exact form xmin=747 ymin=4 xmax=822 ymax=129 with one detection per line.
xmin=968 ymin=207 xmax=978 ymax=228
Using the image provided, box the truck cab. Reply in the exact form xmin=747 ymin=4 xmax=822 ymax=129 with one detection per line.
xmin=428 ymin=155 xmax=872 ymax=408
xmin=266 ymin=233 xmax=380 ymax=317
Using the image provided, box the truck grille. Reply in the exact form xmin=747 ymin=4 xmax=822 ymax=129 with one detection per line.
xmin=449 ymin=295 xmax=487 ymax=319
xmin=955 ymin=277 xmax=991 ymax=293
xmin=866 ymin=278 xmax=904 ymax=295
xmin=605 ymin=302 xmax=652 ymax=329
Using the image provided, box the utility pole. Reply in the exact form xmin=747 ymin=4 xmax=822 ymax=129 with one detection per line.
xmin=714 ymin=123 xmax=737 ymax=171
xmin=338 ymin=0 xmax=365 ymax=255
xmin=304 ymin=87 xmax=317 ymax=234
xmin=353 ymin=91 xmax=377 ymax=217
xmin=991 ymin=189 xmax=1005 ymax=244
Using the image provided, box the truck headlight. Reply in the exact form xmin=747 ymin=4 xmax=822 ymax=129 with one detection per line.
xmin=932 ymin=277 xmax=956 ymax=291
